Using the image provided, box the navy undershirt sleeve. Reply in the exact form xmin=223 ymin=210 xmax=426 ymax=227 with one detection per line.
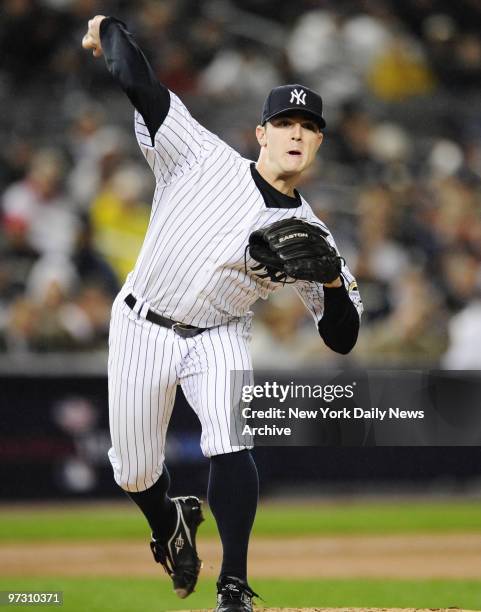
xmin=318 ymin=283 xmax=360 ymax=354
xmin=99 ymin=17 xmax=170 ymax=146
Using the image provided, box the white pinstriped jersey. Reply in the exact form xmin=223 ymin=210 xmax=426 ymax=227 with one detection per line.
xmin=126 ymin=91 xmax=362 ymax=328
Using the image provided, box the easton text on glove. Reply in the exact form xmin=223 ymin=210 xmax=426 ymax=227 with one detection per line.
xmin=247 ymin=218 xmax=343 ymax=284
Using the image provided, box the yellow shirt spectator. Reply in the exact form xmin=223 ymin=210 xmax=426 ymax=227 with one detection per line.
xmin=90 ymin=166 xmax=150 ymax=282
xmin=368 ymin=36 xmax=435 ymax=101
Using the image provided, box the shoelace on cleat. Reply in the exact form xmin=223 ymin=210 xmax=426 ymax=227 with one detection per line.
xmin=150 ymin=541 xmax=174 ymax=577
xmin=220 ymin=582 xmax=259 ymax=601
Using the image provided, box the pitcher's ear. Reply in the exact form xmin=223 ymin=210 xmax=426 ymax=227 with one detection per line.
xmin=256 ymin=124 xmax=267 ymax=147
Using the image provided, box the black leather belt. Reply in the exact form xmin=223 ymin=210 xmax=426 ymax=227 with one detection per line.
xmin=124 ymin=294 xmax=207 ymax=338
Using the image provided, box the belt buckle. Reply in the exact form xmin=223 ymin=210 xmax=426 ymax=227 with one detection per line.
xmin=172 ymin=322 xmax=196 ymax=338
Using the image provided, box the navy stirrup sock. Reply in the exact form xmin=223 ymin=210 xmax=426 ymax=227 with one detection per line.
xmin=127 ymin=467 xmax=177 ymax=542
xmin=208 ymin=450 xmax=259 ymax=582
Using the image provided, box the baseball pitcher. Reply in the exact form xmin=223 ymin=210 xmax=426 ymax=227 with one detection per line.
xmin=82 ymin=15 xmax=362 ymax=612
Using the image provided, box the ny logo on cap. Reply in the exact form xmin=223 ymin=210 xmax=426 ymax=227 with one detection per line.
xmin=290 ymin=88 xmax=306 ymax=105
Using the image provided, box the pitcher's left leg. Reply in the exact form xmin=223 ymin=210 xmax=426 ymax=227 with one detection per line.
xmin=180 ymin=320 xmax=259 ymax=610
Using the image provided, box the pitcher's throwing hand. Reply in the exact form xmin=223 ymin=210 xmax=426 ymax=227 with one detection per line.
xmin=81 ymin=15 xmax=106 ymax=57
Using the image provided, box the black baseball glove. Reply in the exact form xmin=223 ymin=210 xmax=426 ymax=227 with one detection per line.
xmin=247 ymin=218 xmax=343 ymax=283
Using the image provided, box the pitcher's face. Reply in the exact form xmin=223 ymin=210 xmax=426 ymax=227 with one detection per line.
xmin=256 ymin=112 xmax=323 ymax=178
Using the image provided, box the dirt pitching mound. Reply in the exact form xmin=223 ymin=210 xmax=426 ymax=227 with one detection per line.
xmin=4 ymin=534 xmax=481 ymax=579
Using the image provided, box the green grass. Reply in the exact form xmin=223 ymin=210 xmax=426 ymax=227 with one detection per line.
xmin=0 ymin=578 xmax=479 ymax=611
xmin=252 ymin=501 xmax=481 ymax=536
xmin=0 ymin=500 xmax=480 ymax=542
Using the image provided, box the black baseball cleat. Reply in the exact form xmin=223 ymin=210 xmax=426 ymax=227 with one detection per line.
xmin=215 ymin=575 xmax=259 ymax=612
xmin=150 ymin=496 xmax=204 ymax=598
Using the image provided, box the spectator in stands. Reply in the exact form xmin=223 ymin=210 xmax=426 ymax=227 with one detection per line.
xmin=67 ymin=124 xmax=130 ymax=211
xmin=443 ymin=290 xmax=481 ymax=369
xmin=2 ymin=148 xmax=79 ymax=256
xmin=354 ymin=184 xmax=408 ymax=323
xmin=200 ymin=39 xmax=281 ymax=99
xmin=5 ymin=254 xmax=78 ymax=352
xmin=90 ymin=164 xmax=151 ymax=282
xmin=356 ymin=268 xmax=448 ymax=366
xmin=71 ymin=215 xmax=119 ymax=299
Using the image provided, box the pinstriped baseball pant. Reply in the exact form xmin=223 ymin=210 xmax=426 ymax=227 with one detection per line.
xmin=107 ymin=291 xmax=253 ymax=493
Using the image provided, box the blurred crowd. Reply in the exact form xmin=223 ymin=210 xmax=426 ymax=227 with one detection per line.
xmin=1 ymin=0 xmax=481 ymax=368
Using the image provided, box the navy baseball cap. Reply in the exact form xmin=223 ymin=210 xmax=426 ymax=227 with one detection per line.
xmin=261 ymin=84 xmax=326 ymax=129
